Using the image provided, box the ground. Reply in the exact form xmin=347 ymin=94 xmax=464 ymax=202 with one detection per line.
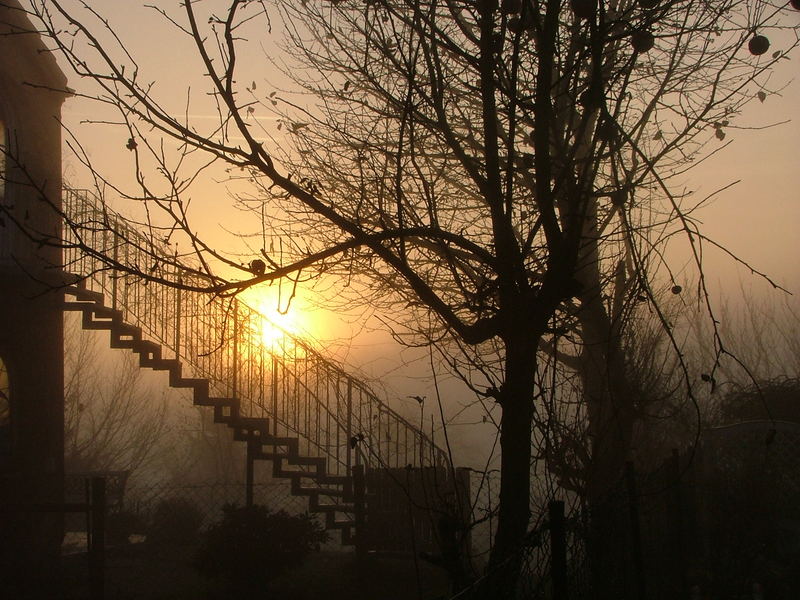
xmin=58 ymin=543 xmax=451 ymax=600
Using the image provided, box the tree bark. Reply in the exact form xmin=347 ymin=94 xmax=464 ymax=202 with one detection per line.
xmin=579 ymin=291 xmax=636 ymax=598
xmin=483 ymin=334 xmax=538 ymax=598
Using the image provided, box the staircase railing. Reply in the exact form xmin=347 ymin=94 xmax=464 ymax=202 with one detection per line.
xmin=61 ymin=188 xmax=448 ymax=478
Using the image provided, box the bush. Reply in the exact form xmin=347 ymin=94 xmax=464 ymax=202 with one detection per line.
xmin=106 ymin=509 xmax=146 ymax=546
xmin=195 ymin=504 xmax=328 ymax=592
xmin=146 ymin=496 xmax=204 ymax=549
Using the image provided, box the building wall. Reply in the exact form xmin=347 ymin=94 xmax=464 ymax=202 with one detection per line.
xmin=0 ymin=0 xmax=69 ymax=582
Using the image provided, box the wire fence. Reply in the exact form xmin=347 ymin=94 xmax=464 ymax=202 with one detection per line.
xmin=63 ymin=477 xmax=343 ymax=553
xmin=61 ymin=418 xmax=800 ymax=598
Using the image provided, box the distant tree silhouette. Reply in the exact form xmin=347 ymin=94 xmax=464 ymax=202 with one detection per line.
xmin=64 ymin=313 xmax=168 ymax=476
xmin=9 ymin=0 xmax=799 ymax=594
xmin=715 ymin=377 xmax=800 ymax=424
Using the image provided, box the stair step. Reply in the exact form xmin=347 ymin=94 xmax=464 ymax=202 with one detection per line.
xmin=66 ymin=286 xmax=104 ymax=304
xmin=80 ymin=312 xmax=115 ymax=331
xmin=325 ymin=512 xmax=356 ymax=531
xmin=169 ymin=377 xmax=208 ymax=393
xmin=309 ymin=492 xmax=351 ymax=509
xmin=292 ymin=486 xmax=346 ymax=498
xmin=259 ymin=436 xmax=299 ymax=451
xmin=232 ymin=417 xmax=271 ymax=441
xmin=133 ymin=341 xmax=162 ymax=364
xmin=253 ymin=450 xmax=291 ymax=461
xmin=65 ymin=283 xmax=369 ymax=546
xmin=152 ymin=358 xmax=181 ymax=372
xmin=309 ymin=502 xmax=355 ymax=514
xmin=213 ymin=402 xmax=241 ymax=424
xmin=90 ymin=305 xmax=123 ymax=321
xmin=111 ymin=322 xmax=142 ymax=339
xmin=238 ymin=416 xmax=270 ymax=430
xmin=314 ymin=475 xmax=351 ymax=486
xmin=194 ymin=394 xmax=230 ymax=408
xmin=233 ymin=428 xmax=270 ymax=442
xmin=272 ymin=469 xmax=348 ymax=486
xmin=272 ymin=461 xmax=323 ymax=480
xmin=109 ymin=335 xmax=140 ymax=350
xmin=286 ymin=455 xmax=325 ymax=467
xmin=63 ymin=300 xmax=99 ymax=312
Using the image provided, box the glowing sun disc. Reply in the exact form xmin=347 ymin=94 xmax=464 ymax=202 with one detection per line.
xmin=258 ymin=310 xmax=296 ymax=346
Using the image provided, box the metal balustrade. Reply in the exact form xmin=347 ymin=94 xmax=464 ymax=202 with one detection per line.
xmin=61 ymin=187 xmax=448 ymax=481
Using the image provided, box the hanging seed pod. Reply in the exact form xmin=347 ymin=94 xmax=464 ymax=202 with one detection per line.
xmin=611 ymin=190 xmax=626 ymax=207
xmin=607 ymin=15 xmax=627 ymax=36
xmin=579 ymin=88 xmax=603 ymax=110
xmin=501 ymin=0 xmax=521 ymax=15
xmin=631 ymin=30 xmax=655 ymax=53
xmin=523 ymin=12 xmax=537 ymax=31
xmin=748 ymin=34 xmax=770 ymax=56
xmin=249 ymin=259 xmax=266 ymax=275
xmin=507 ymin=17 xmax=522 ymax=33
xmin=671 ymin=285 xmax=682 ymax=294
xmin=571 ymin=0 xmax=596 ymax=20
xmin=597 ymin=119 xmax=617 ymax=145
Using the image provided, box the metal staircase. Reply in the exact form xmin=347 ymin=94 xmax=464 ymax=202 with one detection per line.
xmin=61 ymin=188 xmax=449 ymax=546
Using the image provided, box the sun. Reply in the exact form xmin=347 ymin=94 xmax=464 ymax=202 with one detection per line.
xmin=258 ymin=308 xmax=297 ymax=347
xmin=243 ymin=287 xmax=306 ymax=348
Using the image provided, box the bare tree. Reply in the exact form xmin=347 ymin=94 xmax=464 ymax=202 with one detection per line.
xmin=155 ymin=405 xmax=247 ymax=486
xmin=63 ymin=313 xmax=168 ymax=476
xmin=7 ymin=0 xmax=798 ymax=593
xmin=684 ymin=289 xmax=800 ymax=423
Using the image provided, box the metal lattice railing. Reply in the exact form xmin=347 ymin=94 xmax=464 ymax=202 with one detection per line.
xmin=61 ymin=187 xmax=448 ymax=478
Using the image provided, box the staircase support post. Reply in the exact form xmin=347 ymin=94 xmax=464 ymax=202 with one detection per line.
xmin=353 ymin=463 xmax=366 ymax=560
xmin=549 ymin=500 xmax=569 ymax=600
xmin=232 ymin=302 xmax=239 ymax=399
xmin=625 ymin=461 xmax=646 ymax=600
xmin=174 ymin=275 xmax=182 ymax=355
xmin=346 ymin=378 xmax=353 ymax=472
xmin=88 ymin=477 xmax=106 ymax=600
xmin=245 ymin=441 xmax=255 ymax=508
xmin=111 ymin=239 xmax=119 ymax=310
xmin=271 ymin=355 xmax=278 ymax=436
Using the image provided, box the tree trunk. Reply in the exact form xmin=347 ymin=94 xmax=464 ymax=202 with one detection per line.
xmin=483 ymin=335 xmax=538 ymax=598
xmin=578 ymin=293 xmax=636 ymax=599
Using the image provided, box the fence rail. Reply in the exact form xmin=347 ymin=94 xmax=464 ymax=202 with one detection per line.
xmin=62 ymin=188 xmax=448 ymax=482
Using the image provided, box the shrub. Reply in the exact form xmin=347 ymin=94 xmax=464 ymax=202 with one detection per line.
xmin=195 ymin=504 xmax=328 ymax=592
xmin=146 ymin=496 xmax=204 ymax=548
xmin=106 ymin=509 xmax=145 ymax=546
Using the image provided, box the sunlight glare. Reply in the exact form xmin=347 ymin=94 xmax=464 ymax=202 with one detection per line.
xmin=244 ymin=288 xmax=305 ymax=348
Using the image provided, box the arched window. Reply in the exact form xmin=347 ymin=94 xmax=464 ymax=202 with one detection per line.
xmin=0 ymin=354 xmax=10 ymax=457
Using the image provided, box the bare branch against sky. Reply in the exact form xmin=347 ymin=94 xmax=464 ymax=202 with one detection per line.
xmin=3 ymin=0 xmax=799 ymax=594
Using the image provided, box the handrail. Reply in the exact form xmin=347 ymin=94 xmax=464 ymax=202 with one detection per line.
xmin=61 ymin=187 xmax=448 ymax=477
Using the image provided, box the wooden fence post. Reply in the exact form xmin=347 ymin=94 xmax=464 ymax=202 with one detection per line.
xmin=625 ymin=461 xmax=646 ymax=600
xmin=89 ymin=477 xmax=106 ymax=600
xmin=670 ymin=449 xmax=686 ymax=596
xmin=549 ymin=500 xmax=569 ymax=600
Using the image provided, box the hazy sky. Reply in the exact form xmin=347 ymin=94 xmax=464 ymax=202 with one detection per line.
xmin=56 ymin=1 xmax=799 ymax=287
xmin=53 ymin=1 xmax=799 ymax=339
xmin=50 ymin=1 xmax=800 ymax=465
